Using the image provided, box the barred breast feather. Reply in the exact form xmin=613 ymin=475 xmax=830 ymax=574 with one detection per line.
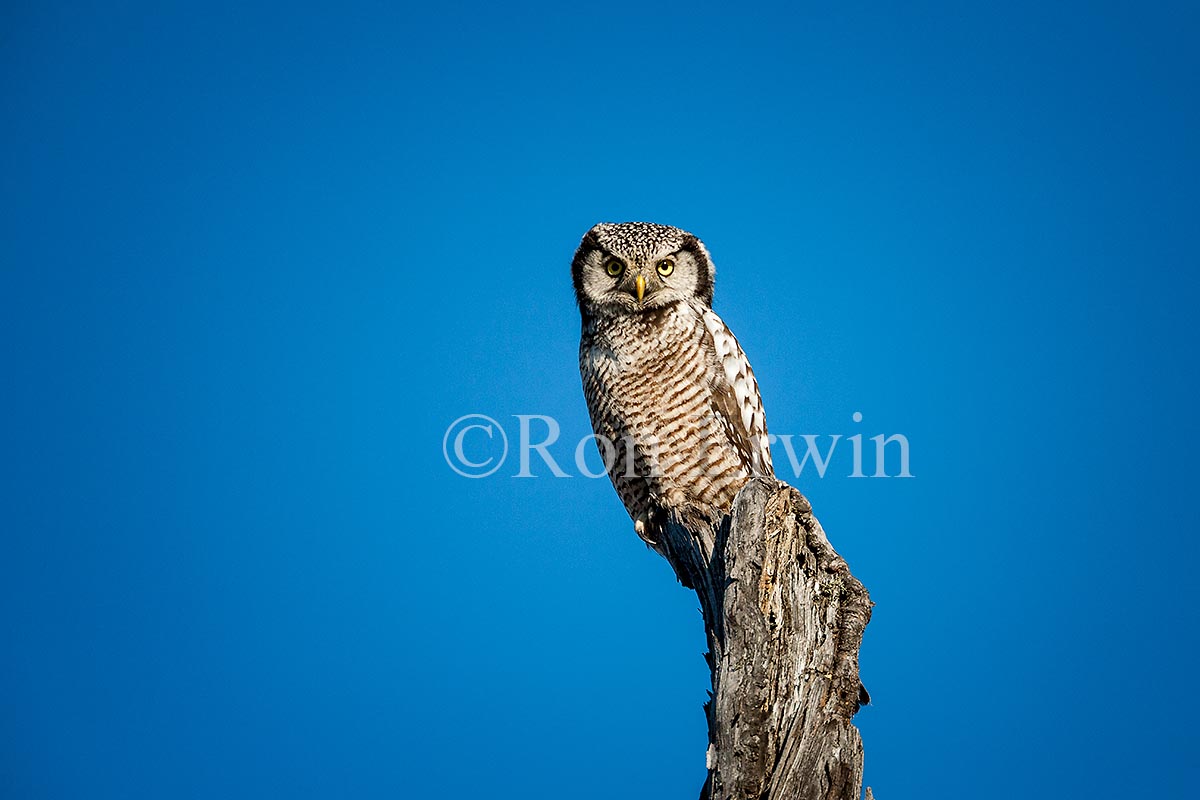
xmin=579 ymin=299 xmax=773 ymax=539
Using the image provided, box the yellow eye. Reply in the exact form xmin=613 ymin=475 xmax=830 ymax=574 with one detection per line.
xmin=605 ymin=259 xmax=625 ymax=277
xmin=657 ymin=258 xmax=675 ymax=277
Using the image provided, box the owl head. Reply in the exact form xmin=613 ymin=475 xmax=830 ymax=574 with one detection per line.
xmin=572 ymin=222 xmax=715 ymax=318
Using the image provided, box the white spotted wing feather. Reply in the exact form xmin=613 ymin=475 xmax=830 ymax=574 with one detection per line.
xmin=703 ymin=308 xmax=773 ymax=477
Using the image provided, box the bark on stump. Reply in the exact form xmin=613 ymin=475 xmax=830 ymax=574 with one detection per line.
xmin=658 ymin=478 xmax=873 ymax=800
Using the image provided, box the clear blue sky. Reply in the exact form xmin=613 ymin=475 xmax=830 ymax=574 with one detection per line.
xmin=2 ymin=2 xmax=1197 ymax=797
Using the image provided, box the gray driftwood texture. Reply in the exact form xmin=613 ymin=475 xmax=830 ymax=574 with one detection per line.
xmin=659 ymin=478 xmax=873 ymax=800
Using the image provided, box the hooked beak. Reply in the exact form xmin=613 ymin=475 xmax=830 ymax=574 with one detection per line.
xmin=635 ymin=274 xmax=646 ymax=303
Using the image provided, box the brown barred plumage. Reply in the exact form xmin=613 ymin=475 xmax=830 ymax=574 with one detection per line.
xmin=573 ymin=222 xmax=773 ymax=555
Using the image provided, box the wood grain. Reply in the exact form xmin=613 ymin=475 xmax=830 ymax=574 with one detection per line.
xmin=660 ymin=478 xmax=873 ymax=800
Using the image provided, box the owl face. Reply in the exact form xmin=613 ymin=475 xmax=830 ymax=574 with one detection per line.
xmin=572 ymin=222 xmax=715 ymax=317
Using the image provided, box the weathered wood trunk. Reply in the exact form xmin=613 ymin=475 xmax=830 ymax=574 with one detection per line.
xmin=659 ymin=478 xmax=872 ymax=800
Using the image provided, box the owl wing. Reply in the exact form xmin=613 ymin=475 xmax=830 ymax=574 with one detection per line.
xmin=702 ymin=309 xmax=773 ymax=477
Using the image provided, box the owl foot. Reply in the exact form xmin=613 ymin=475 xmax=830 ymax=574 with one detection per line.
xmin=634 ymin=514 xmax=656 ymax=546
xmin=635 ymin=512 xmax=669 ymax=558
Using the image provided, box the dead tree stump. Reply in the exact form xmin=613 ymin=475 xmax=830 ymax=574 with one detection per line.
xmin=659 ymin=478 xmax=873 ymax=800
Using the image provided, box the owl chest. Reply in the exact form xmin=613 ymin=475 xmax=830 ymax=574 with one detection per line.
xmin=584 ymin=313 xmax=716 ymax=422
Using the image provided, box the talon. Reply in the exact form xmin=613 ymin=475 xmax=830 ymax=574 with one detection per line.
xmin=634 ymin=515 xmax=657 ymax=545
